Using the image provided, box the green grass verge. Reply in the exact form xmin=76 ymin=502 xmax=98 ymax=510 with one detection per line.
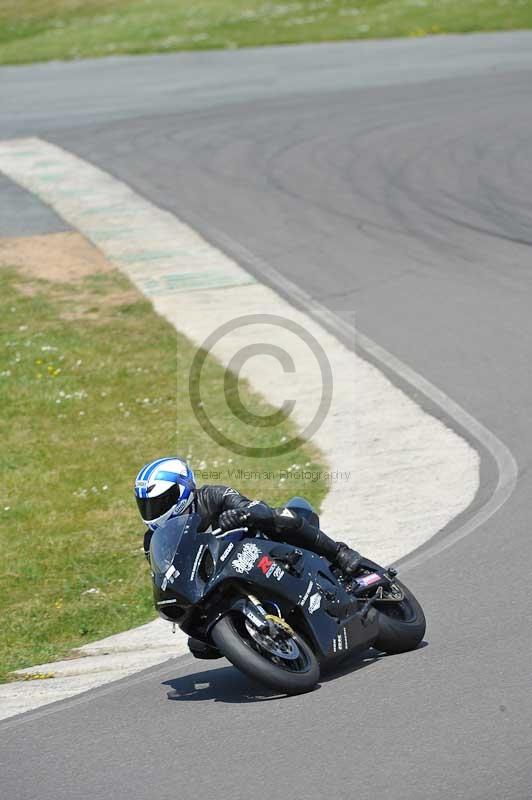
xmin=0 ymin=0 xmax=531 ymax=65
xmin=0 ymin=265 xmax=327 ymax=682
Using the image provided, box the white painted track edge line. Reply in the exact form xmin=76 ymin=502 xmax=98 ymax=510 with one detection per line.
xmin=193 ymin=222 xmax=518 ymax=571
xmin=355 ymin=332 xmax=518 ymax=570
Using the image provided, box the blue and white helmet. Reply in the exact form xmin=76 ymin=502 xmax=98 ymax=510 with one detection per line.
xmin=134 ymin=457 xmax=196 ymax=531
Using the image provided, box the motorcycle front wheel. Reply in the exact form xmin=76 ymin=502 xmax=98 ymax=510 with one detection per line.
xmin=211 ymin=612 xmax=320 ymax=695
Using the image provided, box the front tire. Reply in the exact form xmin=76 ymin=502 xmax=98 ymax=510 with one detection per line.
xmin=211 ymin=613 xmax=320 ymax=695
xmin=373 ymin=580 xmax=426 ymax=654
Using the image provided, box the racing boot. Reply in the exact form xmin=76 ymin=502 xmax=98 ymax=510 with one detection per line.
xmin=333 ymin=543 xmax=362 ymax=576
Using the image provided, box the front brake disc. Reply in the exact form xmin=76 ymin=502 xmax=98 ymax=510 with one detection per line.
xmin=244 ymin=619 xmax=300 ymax=660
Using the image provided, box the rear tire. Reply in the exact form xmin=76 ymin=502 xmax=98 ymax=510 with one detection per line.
xmin=373 ymin=580 xmax=426 ymax=654
xmin=211 ymin=613 xmax=320 ymax=695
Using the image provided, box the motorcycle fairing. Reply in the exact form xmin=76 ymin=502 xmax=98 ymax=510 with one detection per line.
xmin=210 ymin=537 xmax=379 ymax=661
xmin=151 ymin=516 xmax=379 ymax=664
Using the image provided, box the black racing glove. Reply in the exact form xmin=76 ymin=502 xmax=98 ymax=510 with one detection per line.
xmin=217 ymin=508 xmax=247 ymax=531
xmin=218 ymin=501 xmax=274 ymax=532
xmin=334 ymin=543 xmax=362 ymax=575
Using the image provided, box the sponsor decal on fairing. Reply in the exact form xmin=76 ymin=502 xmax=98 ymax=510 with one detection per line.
xmin=190 ymin=545 xmax=206 ymax=581
xmin=265 ymin=562 xmax=285 ymax=581
xmin=308 ymin=592 xmax=321 ymax=614
xmin=162 ymin=564 xmax=180 ymax=591
xmin=258 ymin=555 xmax=274 ymax=575
xmin=231 ymin=542 xmax=261 ymax=574
xmin=220 ymin=543 xmax=234 ymax=562
xmin=299 ymin=580 xmax=313 ymax=606
xmin=332 ymin=628 xmax=348 ymax=653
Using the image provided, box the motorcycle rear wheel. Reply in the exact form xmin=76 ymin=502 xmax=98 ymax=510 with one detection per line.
xmin=373 ymin=580 xmax=426 ymax=654
xmin=212 ymin=612 xmax=320 ymax=695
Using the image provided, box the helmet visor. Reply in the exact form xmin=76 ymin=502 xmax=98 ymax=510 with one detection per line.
xmin=136 ymin=483 xmax=181 ymax=522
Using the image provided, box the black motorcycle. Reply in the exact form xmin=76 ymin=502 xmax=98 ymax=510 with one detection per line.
xmin=150 ymin=499 xmax=426 ymax=695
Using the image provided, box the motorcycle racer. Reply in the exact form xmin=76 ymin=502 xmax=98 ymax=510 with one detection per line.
xmin=134 ymin=456 xmax=361 ymax=657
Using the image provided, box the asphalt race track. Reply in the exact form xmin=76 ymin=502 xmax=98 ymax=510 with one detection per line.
xmin=1 ymin=32 xmax=532 ymax=800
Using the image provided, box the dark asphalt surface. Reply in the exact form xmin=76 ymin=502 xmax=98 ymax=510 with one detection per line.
xmin=0 ymin=174 xmax=69 ymax=237
xmin=1 ymin=32 xmax=532 ymax=800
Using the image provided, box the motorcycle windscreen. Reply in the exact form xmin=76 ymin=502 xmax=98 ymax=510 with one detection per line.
xmin=150 ymin=512 xmax=200 ymax=574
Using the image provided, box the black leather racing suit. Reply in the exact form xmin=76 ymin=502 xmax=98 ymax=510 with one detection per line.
xmin=143 ymin=484 xmax=343 ymax=563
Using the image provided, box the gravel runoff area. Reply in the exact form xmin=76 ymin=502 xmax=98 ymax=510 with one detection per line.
xmin=0 ymin=137 xmax=479 ymax=720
